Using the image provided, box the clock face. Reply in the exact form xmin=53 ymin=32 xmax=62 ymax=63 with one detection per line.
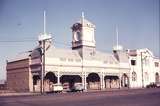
xmin=73 ymin=31 xmax=81 ymax=41
xmin=76 ymin=31 xmax=81 ymax=40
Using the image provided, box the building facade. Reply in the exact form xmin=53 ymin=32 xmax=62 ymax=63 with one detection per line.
xmin=6 ymin=14 xmax=160 ymax=92
xmin=128 ymin=49 xmax=160 ymax=88
xmin=6 ymin=52 xmax=33 ymax=92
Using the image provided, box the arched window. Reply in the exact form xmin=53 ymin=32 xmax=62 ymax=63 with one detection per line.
xmin=155 ymin=73 xmax=159 ymax=83
xmin=132 ymin=72 xmax=137 ymax=81
xmin=145 ymin=72 xmax=149 ymax=81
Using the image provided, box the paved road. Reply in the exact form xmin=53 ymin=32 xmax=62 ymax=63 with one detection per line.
xmin=0 ymin=88 xmax=160 ymax=106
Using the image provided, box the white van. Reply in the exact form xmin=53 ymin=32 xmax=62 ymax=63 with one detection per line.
xmin=52 ymin=84 xmax=63 ymax=93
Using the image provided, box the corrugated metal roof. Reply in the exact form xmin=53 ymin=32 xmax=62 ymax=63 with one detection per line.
xmin=45 ymin=47 xmax=81 ymax=60
xmin=84 ymin=51 xmax=119 ymax=63
xmin=115 ymin=51 xmax=129 ymax=63
xmin=45 ymin=45 xmax=120 ymax=64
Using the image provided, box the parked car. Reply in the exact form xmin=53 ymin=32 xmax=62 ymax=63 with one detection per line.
xmin=52 ymin=84 xmax=63 ymax=93
xmin=71 ymin=83 xmax=84 ymax=92
xmin=146 ymin=82 xmax=157 ymax=88
xmin=63 ymin=83 xmax=70 ymax=92
xmin=155 ymin=82 xmax=160 ymax=88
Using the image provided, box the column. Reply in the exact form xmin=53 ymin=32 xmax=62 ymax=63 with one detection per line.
xmin=82 ymin=72 xmax=87 ymax=90
xmin=82 ymin=72 xmax=84 ymax=89
xmin=102 ymin=73 xmax=105 ymax=89
xmin=57 ymin=71 xmax=60 ymax=85
xmin=127 ymin=75 xmax=130 ymax=88
xmin=100 ymin=72 xmax=104 ymax=90
xmin=84 ymin=72 xmax=87 ymax=90
xmin=119 ymin=75 xmax=121 ymax=89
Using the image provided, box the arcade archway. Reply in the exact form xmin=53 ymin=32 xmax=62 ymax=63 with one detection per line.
xmin=60 ymin=75 xmax=82 ymax=90
xmin=104 ymin=75 xmax=119 ymax=89
xmin=87 ymin=73 xmax=100 ymax=90
xmin=45 ymin=72 xmax=57 ymax=83
xmin=121 ymin=73 xmax=129 ymax=88
xmin=32 ymin=75 xmax=41 ymax=92
xmin=44 ymin=72 xmax=57 ymax=91
xmin=155 ymin=72 xmax=159 ymax=83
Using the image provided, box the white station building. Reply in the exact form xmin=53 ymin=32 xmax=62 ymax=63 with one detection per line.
xmin=6 ymin=13 xmax=160 ymax=92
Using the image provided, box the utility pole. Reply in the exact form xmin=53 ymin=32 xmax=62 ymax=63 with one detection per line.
xmin=39 ymin=11 xmax=52 ymax=94
xmin=41 ymin=40 xmax=45 ymax=94
xmin=81 ymin=12 xmax=85 ymax=90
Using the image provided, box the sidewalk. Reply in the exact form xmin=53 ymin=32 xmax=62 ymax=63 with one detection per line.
xmin=0 ymin=90 xmax=40 ymax=97
xmin=85 ymin=87 xmax=144 ymax=93
xmin=0 ymin=88 xmax=144 ymax=97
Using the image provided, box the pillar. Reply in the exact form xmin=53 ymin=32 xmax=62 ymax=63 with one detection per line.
xmin=57 ymin=71 xmax=60 ymax=85
xmin=119 ymin=75 xmax=121 ymax=89
xmin=82 ymin=72 xmax=87 ymax=90
xmin=100 ymin=72 xmax=105 ymax=90
xmin=84 ymin=72 xmax=87 ymax=90
xmin=102 ymin=73 xmax=105 ymax=89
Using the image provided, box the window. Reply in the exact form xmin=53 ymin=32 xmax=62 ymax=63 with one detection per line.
xmin=155 ymin=73 xmax=159 ymax=83
xmin=75 ymin=59 xmax=81 ymax=62
xmin=104 ymin=60 xmax=108 ymax=64
xmin=155 ymin=62 xmax=159 ymax=67
xmin=68 ymin=58 xmax=73 ymax=62
xmin=132 ymin=72 xmax=137 ymax=81
xmin=60 ymin=58 xmax=66 ymax=61
xmin=143 ymin=58 xmax=149 ymax=66
xmin=131 ymin=60 xmax=136 ymax=65
xmin=145 ymin=72 xmax=149 ymax=81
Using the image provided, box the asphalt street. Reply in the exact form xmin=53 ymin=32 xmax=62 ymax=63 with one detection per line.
xmin=0 ymin=88 xmax=160 ymax=106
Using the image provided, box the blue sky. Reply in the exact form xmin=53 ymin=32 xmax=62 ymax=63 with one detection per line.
xmin=0 ymin=0 xmax=159 ymax=80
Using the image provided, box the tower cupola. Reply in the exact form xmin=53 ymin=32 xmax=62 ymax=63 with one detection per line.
xmin=71 ymin=12 xmax=96 ymax=49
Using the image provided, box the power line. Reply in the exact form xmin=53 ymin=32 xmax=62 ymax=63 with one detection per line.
xmin=0 ymin=39 xmax=71 ymax=47
xmin=0 ymin=39 xmax=112 ymax=53
xmin=0 ymin=40 xmax=36 ymax=42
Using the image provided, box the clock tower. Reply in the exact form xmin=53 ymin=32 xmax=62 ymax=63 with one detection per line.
xmin=71 ymin=13 xmax=96 ymax=57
